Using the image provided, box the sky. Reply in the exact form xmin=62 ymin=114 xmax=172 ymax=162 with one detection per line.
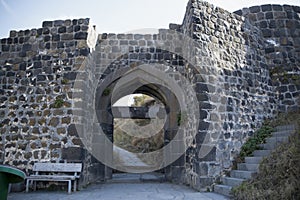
xmin=1 ymin=0 xmax=300 ymax=39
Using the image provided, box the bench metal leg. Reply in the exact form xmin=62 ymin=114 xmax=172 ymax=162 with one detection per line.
xmin=26 ymin=179 xmax=30 ymax=193
xmin=33 ymin=180 xmax=37 ymax=191
xmin=67 ymin=180 xmax=71 ymax=194
xmin=8 ymin=184 xmax=11 ymax=193
xmin=73 ymin=180 xmax=77 ymax=192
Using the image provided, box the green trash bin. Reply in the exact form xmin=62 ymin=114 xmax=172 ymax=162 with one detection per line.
xmin=0 ymin=165 xmax=26 ymax=200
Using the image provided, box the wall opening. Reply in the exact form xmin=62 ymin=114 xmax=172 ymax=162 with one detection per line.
xmin=112 ymin=94 xmax=166 ymax=174
xmin=94 ymin=64 xmax=189 ymax=181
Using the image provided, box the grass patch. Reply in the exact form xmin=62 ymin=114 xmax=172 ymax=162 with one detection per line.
xmin=177 ymin=111 xmax=187 ymax=126
xmin=113 ymin=119 xmax=164 ymax=153
xmin=239 ymin=126 xmax=273 ymax=159
xmin=61 ymin=78 xmax=69 ymax=84
xmin=233 ymin=126 xmax=274 ymax=167
xmin=51 ymin=98 xmax=65 ymax=108
xmin=102 ymin=88 xmax=111 ymax=96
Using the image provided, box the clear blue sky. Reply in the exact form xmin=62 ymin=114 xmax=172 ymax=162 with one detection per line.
xmin=1 ymin=0 xmax=300 ymax=38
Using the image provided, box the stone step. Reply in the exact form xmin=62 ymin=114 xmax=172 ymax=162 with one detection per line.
xmin=108 ymin=173 xmax=141 ymax=183
xmin=107 ymin=173 xmax=165 ymax=183
xmin=275 ymin=125 xmax=296 ymax=132
xmin=230 ymin=170 xmax=257 ymax=179
xmin=237 ymin=163 xmax=259 ymax=171
xmin=272 ymin=130 xmax=294 ymax=137
xmin=252 ymin=150 xmax=271 ymax=157
xmin=140 ymin=173 xmax=166 ymax=182
xmin=214 ymin=184 xmax=232 ymax=197
xmin=266 ymin=136 xmax=289 ymax=144
xmin=259 ymin=142 xmax=277 ymax=150
xmin=222 ymin=177 xmax=245 ymax=187
xmin=114 ymin=165 xmax=157 ymax=173
xmin=244 ymin=156 xmax=263 ymax=164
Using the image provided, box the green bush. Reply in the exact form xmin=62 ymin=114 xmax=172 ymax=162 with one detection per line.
xmin=238 ymin=126 xmax=274 ymax=162
xmin=61 ymin=78 xmax=69 ymax=84
xmin=102 ymin=88 xmax=111 ymax=96
xmin=52 ymin=98 xmax=64 ymax=108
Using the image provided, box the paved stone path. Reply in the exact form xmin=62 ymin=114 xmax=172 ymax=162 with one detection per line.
xmin=8 ymin=182 xmax=228 ymax=200
xmin=113 ymin=145 xmax=149 ymax=167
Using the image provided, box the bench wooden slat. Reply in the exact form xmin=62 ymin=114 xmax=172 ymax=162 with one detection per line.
xmin=27 ymin=178 xmax=74 ymax=181
xmin=33 ymin=163 xmax=82 ymax=172
xmin=27 ymin=175 xmax=77 ymax=180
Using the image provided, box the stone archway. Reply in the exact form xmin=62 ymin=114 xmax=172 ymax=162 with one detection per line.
xmin=93 ymin=64 xmax=197 ymax=182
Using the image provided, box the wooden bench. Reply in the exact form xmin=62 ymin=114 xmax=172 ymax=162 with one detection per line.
xmin=26 ymin=163 xmax=82 ymax=194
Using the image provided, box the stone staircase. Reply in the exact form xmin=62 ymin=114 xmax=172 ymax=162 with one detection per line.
xmin=214 ymin=125 xmax=296 ymax=197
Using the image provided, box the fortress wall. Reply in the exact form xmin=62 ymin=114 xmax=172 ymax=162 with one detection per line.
xmin=0 ymin=18 xmax=103 ymax=185
xmin=235 ymin=4 xmax=300 ymax=112
xmin=178 ymin=0 xmax=276 ymax=190
xmin=0 ymin=0 xmax=299 ymax=190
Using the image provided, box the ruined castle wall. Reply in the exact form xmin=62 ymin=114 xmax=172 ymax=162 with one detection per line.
xmin=180 ymin=0 xmax=276 ymax=190
xmin=235 ymin=4 xmax=300 ymax=112
xmin=0 ymin=18 xmax=101 ymax=185
xmin=0 ymin=0 xmax=299 ymax=191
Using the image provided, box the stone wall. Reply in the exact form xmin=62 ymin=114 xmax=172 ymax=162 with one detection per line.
xmin=0 ymin=0 xmax=299 ymax=191
xmin=175 ymin=0 xmax=278 ymax=190
xmin=235 ymin=4 xmax=300 ymax=112
xmin=0 ymin=18 xmax=101 ymax=185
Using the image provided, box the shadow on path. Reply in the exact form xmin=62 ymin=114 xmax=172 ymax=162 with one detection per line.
xmin=9 ymin=181 xmax=229 ymax=200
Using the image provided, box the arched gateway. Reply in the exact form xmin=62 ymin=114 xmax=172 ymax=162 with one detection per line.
xmin=72 ymin=32 xmax=207 ymax=184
